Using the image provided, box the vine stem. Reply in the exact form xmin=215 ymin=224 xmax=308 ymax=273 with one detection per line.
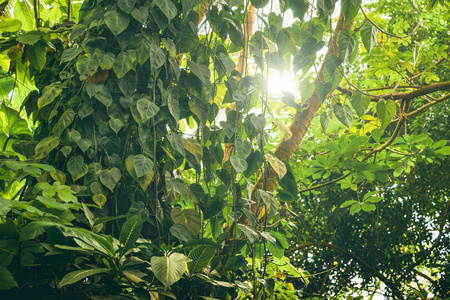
xmin=33 ymin=0 xmax=40 ymax=28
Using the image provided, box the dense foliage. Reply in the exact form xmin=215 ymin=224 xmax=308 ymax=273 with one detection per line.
xmin=0 ymin=0 xmax=449 ymax=299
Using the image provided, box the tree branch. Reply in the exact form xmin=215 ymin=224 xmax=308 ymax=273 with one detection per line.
xmin=336 ymin=81 xmax=450 ymax=102
xmin=390 ymin=93 xmax=450 ymax=124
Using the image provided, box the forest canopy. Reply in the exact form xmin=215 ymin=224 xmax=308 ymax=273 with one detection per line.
xmin=0 ymin=0 xmax=449 ymax=299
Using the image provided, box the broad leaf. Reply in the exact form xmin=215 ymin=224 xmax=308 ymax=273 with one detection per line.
xmin=35 ymin=136 xmax=60 ymax=159
xmin=99 ymin=168 xmax=122 ymax=191
xmin=230 ymin=155 xmax=248 ymax=173
xmin=53 ymin=109 xmax=75 ymax=137
xmin=315 ymin=81 xmax=332 ymax=103
xmin=104 ymin=9 xmax=130 ymax=35
xmin=351 ymin=90 xmax=370 ymax=117
xmin=338 ymin=28 xmax=356 ymax=62
xmin=171 ymin=207 xmax=201 ymax=236
xmin=136 ymin=97 xmax=160 ymax=123
xmin=59 ymin=269 xmax=110 ymax=287
xmin=256 ymin=189 xmax=278 ymax=218
xmin=0 ymin=18 xmax=22 ymax=32
xmin=187 ymin=60 xmax=210 ymax=85
xmin=361 ymin=21 xmax=378 ymax=54
xmin=133 ymin=154 xmax=154 ymax=178
xmin=376 ymin=99 xmax=396 ymax=129
xmin=0 ymin=266 xmax=18 ymax=290
xmin=238 ymin=224 xmax=259 ymax=244
xmin=38 ymin=82 xmax=63 ymax=109
xmin=334 ymin=104 xmax=353 ymax=128
xmin=28 ymin=42 xmax=46 ymax=71
xmin=187 ymin=245 xmax=216 ymax=274
xmin=265 ymin=154 xmax=287 ymax=179
xmin=151 ymin=253 xmax=189 ymax=288
xmin=155 ymin=0 xmax=177 ymax=20
xmin=67 ymin=156 xmax=88 ymax=182
xmin=118 ymin=0 xmax=136 ymax=13
xmin=113 ymin=50 xmax=136 ymax=78
xmin=119 ymin=215 xmax=143 ymax=256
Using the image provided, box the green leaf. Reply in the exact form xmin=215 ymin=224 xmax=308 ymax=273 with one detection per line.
xmin=299 ymin=79 xmax=315 ymax=101
xmin=325 ymin=53 xmax=340 ymax=78
xmin=133 ymin=154 xmax=154 ymax=178
xmin=53 ymin=109 xmax=75 ymax=137
xmin=20 ymin=221 xmax=57 ymax=241
xmin=171 ymin=207 xmax=201 ymax=237
xmin=349 ymin=203 xmax=361 ymax=214
xmin=38 ymin=82 xmax=63 ymax=109
xmin=276 ymin=29 xmax=295 ymax=54
xmin=235 ymin=137 xmax=252 ymax=159
xmin=59 ymin=269 xmax=110 ymax=287
xmin=35 ymin=136 xmax=60 ymax=159
xmin=338 ymin=28 xmax=356 ymax=61
xmin=351 ymin=90 xmax=370 ymax=117
xmin=361 ymin=203 xmax=376 ymax=212
xmin=230 ymin=155 xmax=248 ymax=173
xmin=300 ymin=37 xmax=325 ymax=57
xmin=316 ymin=81 xmax=332 ymax=103
xmin=250 ymin=115 xmax=266 ymax=130
xmin=119 ymin=215 xmax=143 ymax=256
xmin=17 ymin=34 xmax=40 ymax=45
xmin=181 ymin=138 xmax=203 ymax=164
xmin=151 ymin=253 xmax=189 ymax=288
xmin=109 ymin=118 xmax=124 ymax=134
xmin=67 ymin=156 xmax=88 ymax=182
xmin=118 ymin=0 xmax=136 ymax=13
xmin=251 ymin=0 xmax=269 ymax=8
xmin=60 ymin=47 xmax=84 ymax=64
xmin=28 ymin=42 xmax=46 ymax=71
xmin=14 ymin=0 xmax=34 ymax=31
xmin=167 ymin=93 xmax=180 ymax=123
xmin=0 ymin=266 xmax=18 ymax=290
xmin=376 ymin=99 xmax=396 ymax=129
xmin=136 ymin=97 xmax=160 ymax=123
xmin=238 ymin=224 xmax=259 ymax=244
xmin=134 ymin=34 xmax=151 ymax=65
xmin=320 ymin=111 xmax=329 ymax=132
xmin=167 ymin=133 xmax=185 ymax=156
xmin=256 ymin=189 xmax=278 ymax=218
xmin=276 ymin=189 xmax=295 ymax=202
xmin=189 ymin=99 xmax=208 ymax=126
xmin=91 ymin=234 xmax=116 ymax=257
xmin=361 ymin=21 xmax=378 ymax=54
xmin=113 ymin=50 xmax=136 ymax=78
xmin=187 ymin=246 xmax=216 ymax=274
xmin=334 ymin=104 xmax=353 ymax=128
xmin=117 ymin=72 xmax=136 ymax=98
xmin=150 ymin=44 xmax=166 ymax=73
xmin=187 ymin=60 xmax=210 ymax=85
xmin=155 ymin=0 xmax=177 ymax=21
xmin=0 ymin=18 xmax=22 ymax=32
xmin=104 ymin=9 xmax=130 ymax=36
xmin=99 ymin=168 xmax=122 ymax=192
xmin=340 ymin=200 xmax=358 ymax=208
xmin=131 ymin=6 xmax=149 ymax=22
xmin=341 ymin=0 xmax=358 ymax=26
xmin=265 ymin=154 xmax=287 ymax=179
xmin=170 ymin=223 xmax=192 ymax=242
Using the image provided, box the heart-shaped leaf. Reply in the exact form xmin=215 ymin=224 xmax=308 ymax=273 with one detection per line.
xmin=99 ymin=168 xmax=122 ymax=192
xmin=104 ymin=9 xmax=130 ymax=36
xmin=151 ymin=253 xmax=189 ymax=288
